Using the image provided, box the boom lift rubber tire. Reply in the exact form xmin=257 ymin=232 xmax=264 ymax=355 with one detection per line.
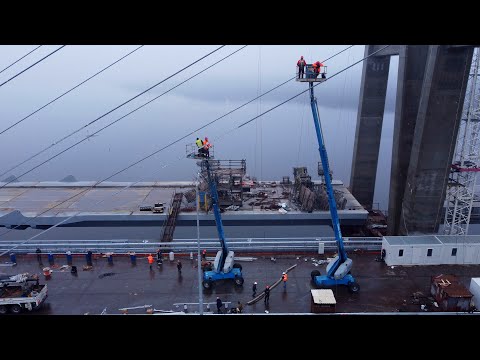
xmin=348 ymin=282 xmax=360 ymax=293
xmin=311 ymin=270 xmax=321 ymax=281
xmin=202 ymin=280 xmax=213 ymax=290
xmin=10 ymin=304 xmax=22 ymax=314
xmin=0 ymin=305 xmax=7 ymax=315
xmin=234 ymin=276 xmax=244 ymax=286
xmin=232 ymin=263 xmax=242 ymax=271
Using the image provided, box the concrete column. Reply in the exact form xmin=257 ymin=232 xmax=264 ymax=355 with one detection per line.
xmin=350 ymin=45 xmax=391 ymax=209
xmin=388 ymin=46 xmax=430 ymax=234
xmin=397 ymin=45 xmax=474 ymax=234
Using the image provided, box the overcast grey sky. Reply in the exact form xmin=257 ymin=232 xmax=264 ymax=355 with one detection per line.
xmin=0 ymin=45 xmax=399 ymax=209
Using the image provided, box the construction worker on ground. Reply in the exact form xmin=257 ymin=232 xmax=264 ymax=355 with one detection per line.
xmin=282 ymin=272 xmax=288 ymax=289
xmin=156 ymin=249 xmax=163 ymax=265
xmin=202 ymin=249 xmax=207 ymax=260
xmin=36 ymin=247 xmax=42 ymax=263
xmin=203 ymin=137 xmax=211 ymax=158
xmin=236 ymin=301 xmax=244 ymax=313
xmin=147 ymin=254 xmax=154 ymax=270
xmin=297 ymin=56 xmax=306 ymax=79
xmin=264 ymin=285 xmax=270 ymax=305
xmin=252 ymin=281 xmax=257 ymax=297
xmin=177 ymin=259 xmax=182 ymax=274
xmin=216 ymin=296 xmax=223 ymax=313
xmin=195 ymin=137 xmax=204 ymax=157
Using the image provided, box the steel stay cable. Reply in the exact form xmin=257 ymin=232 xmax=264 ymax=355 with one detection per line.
xmin=0 ymin=45 xmax=66 ymax=88
xmin=0 ymin=45 xmax=145 ymax=136
xmin=0 ymin=45 xmax=42 ymax=75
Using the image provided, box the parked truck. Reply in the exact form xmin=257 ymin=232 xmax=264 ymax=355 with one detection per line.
xmin=0 ymin=273 xmax=48 ymax=314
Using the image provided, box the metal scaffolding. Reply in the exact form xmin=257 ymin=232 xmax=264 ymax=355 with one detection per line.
xmin=199 ymin=160 xmax=246 ymax=208
xmin=444 ymin=47 xmax=480 ymax=235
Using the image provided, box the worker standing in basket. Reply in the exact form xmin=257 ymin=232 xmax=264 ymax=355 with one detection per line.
xmin=312 ymin=61 xmax=323 ymax=78
xmin=195 ymin=137 xmax=204 ymax=157
xmin=297 ymin=56 xmax=307 ymax=79
xmin=203 ymin=137 xmax=211 ymax=158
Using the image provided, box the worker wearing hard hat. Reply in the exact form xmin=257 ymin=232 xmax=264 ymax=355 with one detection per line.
xmin=216 ymin=297 xmax=223 ymax=314
xmin=297 ymin=56 xmax=307 ymax=79
xmin=252 ymin=281 xmax=257 ymax=297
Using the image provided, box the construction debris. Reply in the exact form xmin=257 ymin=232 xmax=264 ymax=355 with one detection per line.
xmin=83 ymin=265 xmax=93 ymax=271
xmin=118 ymin=304 xmax=153 ymax=314
xmin=233 ymin=256 xmax=256 ymax=261
xmin=225 ymin=205 xmax=240 ymax=211
xmin=312 ymin=259 xmax=328 ymax=266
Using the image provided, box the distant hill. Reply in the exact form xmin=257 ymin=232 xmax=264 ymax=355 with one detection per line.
xmin=60 ymin=175 xmax=77 ymax=182
xmin=2 ymin=175 xmax=18 ymax=183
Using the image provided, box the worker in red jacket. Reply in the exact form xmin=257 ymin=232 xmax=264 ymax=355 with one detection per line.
xmin=297 ymin=56 xmax=307 ymax=79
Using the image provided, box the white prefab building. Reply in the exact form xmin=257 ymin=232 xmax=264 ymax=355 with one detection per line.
xmin=470 ymin=278 xmax=480 ymax=307
xmin=382 ymin=235 xmax=480 ymax=266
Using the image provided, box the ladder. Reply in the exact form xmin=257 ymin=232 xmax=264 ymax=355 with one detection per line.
xmin=160 ymin=192 xmax=184 ymax=242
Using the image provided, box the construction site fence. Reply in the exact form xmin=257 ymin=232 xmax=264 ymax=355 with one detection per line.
xmin=0 ymin=237 xmax=382 ymax=255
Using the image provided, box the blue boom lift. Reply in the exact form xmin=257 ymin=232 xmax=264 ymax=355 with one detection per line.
xmin=297 ymin=62 xmax=360 ymax=293
xmin=187 ymin=145 xmax=244 ymax=290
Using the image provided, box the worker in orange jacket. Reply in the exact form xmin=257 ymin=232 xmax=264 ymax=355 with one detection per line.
xmin=282 ymin=272 xmax=288 ymax=289
xmin=203 ymin=137 xmax=212 ymax=158
xmin=147 ymin=254 xmax=154 ymax=270
xmin=312 ymin=61 xmax=325 ymax=79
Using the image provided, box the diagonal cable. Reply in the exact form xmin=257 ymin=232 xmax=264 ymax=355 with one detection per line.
xmin=0 ymin=45 xmax=66 ymax=88
xmin=0 ymin=45 xmax=145 ymax=136
xmin=0 ymin=45 xmax=42 ymax=75
xmin=237 ymin=45 xmax=390 ymax=129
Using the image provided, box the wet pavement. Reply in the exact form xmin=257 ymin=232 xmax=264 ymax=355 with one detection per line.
xmin=2 ymin=251 xmax=480 ymax=315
